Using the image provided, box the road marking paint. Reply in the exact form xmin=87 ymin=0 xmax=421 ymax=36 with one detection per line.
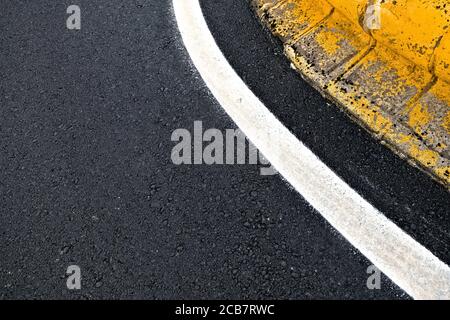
xmin=173 ymin=0 xmax=450 ymax=299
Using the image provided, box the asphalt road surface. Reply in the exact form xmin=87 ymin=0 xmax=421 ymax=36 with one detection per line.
xmin=1 ymin=0 xmax=448 ymax=299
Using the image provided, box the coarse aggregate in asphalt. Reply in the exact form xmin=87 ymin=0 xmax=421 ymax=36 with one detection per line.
xmin=0 ymin=0 xmax=443 ymax=299
xmin=201 ymin=0 xmax=449 ymax=265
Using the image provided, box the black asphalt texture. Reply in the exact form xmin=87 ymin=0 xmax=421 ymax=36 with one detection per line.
xmin=201 ymin=0 xmax=450 ymax=264
xmin=0 ymin=0 xmax=443 ymax=300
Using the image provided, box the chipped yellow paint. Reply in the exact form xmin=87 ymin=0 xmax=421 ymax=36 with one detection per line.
xmin=435 ymin=31 xmax=450 ymax=81
xmin=408 ymin=103 xmax=433 ymax=130
xmin=405 ymin=80 xmax=450 ymax=156
xmin=326 ymin=81 xmax=393 ymax=136
xmin=371 ymin=0 xmax=450 ymax=73
xmin=409 ymin=145 xmax=439 ymax=167
xmin=396 ymin=133 xmax=413 ymax=145
xmin=325 ymin=0 xmax=367 ymax=25
xmin=406 ymin=102 xmax=442 ymax=151
xmin=285 ymin=10 xmax=372 ymax=88
xmin=262 ymin=0 xmax=333 ymax=45
xmin=435 ymin=166 xmax=450 ymax=184
xmin=443 ymin=112 xmax=450 ymax=134
xmin=325 ymin=0 xmax=450 ymax=82
xmin=252 ymin=0 xmax=450 ymax=187
xmin=314 ymin=30 xmax=341 ymax=55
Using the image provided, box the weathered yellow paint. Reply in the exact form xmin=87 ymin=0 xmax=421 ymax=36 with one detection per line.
xmin=409 ymin=145 xmax=439 ymax=167
xmin=325 ymin=0 xmax=450 ymax=82
xmin=253 ymin=0 xmax=450 ymax=187
xmin=326 ymin=80 xmax=394 ymax=136
xmin=286 ymin=10 xmax=372 ymax=87
xmin=443 ymin=112 xmax=450 ymax=134
xmin=262 ymin=0 xmax=333 ymax=45
xmin=435 ymin=166 xmax=450 ymax=183
xmin=435 ymin=31 xmax=450 ymax=83
xmin=325 ymin=0 xmax=366 ymax=24
xmin=405 ymin=80 xmax=450 ymax=156
xmin=408 ymin=103 xmax=433 ymax=130
xmin=329 ymin=46 xmax=433 ymax=122
xmin=314 ymin=30 xmax=341 ymax=55
xmin=371 ymin=0 xmax=450 ymax=73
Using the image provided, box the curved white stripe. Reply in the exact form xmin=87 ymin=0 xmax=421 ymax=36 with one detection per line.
xmin=173 ymin=0 xmax=450 ymax=300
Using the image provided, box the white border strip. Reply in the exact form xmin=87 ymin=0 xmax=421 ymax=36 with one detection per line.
xmin=173 ymin=0 xmax=450 ymax=299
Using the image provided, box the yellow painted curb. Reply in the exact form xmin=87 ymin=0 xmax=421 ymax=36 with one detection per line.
xmin=252 ymin=0 xmax=450 ymax=187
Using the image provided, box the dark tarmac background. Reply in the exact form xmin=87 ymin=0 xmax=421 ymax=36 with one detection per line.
xmin=2 ymin=0 xmax=446 ymax=299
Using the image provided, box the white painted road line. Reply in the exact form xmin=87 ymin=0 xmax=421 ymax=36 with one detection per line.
xmin=173 ymin=0 xmax=450 ymax=299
